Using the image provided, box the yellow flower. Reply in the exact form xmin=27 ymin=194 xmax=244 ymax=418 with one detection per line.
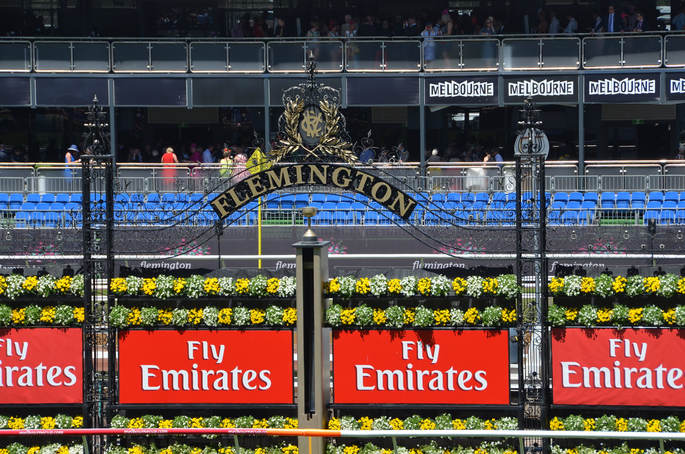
xmin=40 ymin=306 xmax=56 ymax=323
xmin=173 ymin=278 xmax=186 ymax=294
xmin=128 ymin=447 xmax=144 ymax=454
xmin=73 ymin=307 xmax=85 ymax=323
xmin=55 ymin=276 xmax=73 ymax=294
xmin=72 ymin=416 xmax=83 ymax=428
xmin=452 ymin=419 xmax=465 ymax=430
xmin=628 ymin=308 xmax=643 ymax=324
xmin=390 ymin=418 xmax=403 ymax=430
xmin=613 ymin=276 xmax=627 ymax=293
xmin=110 ymin=278 xmax=127 ymax=294
xmin=549 ymin=417 xmax=564 ymax=431
xmin=0 ymin=276 xmax=6 ymax=295
xmin=373 ymin=308 xmax=387 ymax=325
xmin=266 ymin=278 xmax=280 ymax=295
xmin=464 ymin=307 xmax=480 ymax=325
xmin=502 ymin=308 xmax=517 ymax=323
xmin=434 ymin=309 xmax=450 ymax=325
xmin=483 ymin=419 xmax=495 ymax=430
xmin=11 ymin=308 xmax=25 ymax=324
xmin=328 ymin=418 xmax=341 ymax=430
xmin=359 ymin=416 xmax=372 ymax=430
xmin=482 ymin=278 xmax=498 ymax=294
xmin=403 ymin=309 xmax=415 ymax=324
xmin=387 ymin=279 xmax=401 ymax=294
xmin=190 ymin=449 xmax=202 ymax=454
xmin=419 ymin=418 xmax=436 ymax=430
xmin=220 ymin=418 xmax=235 ymax=428
xmin=664 ymin=309 xmax=676 ymax=325
xmin=250 ymin=309 xmax=265 ymax=324
xmin=57 ymin=447 xmax=69 ymax=454
xmin=341 ymin=308 xmax=356 ymax=325
xmin=284 ymin=417 xmax=298 ymax=429
xmin=27 ymin=448 xmax=39 ymax=454
xmin=218 ymin=308 xmax=233 ymax=325
xmin=127 ymin=307 xmax=141 ymax=326
xmin=158 ymin=420 xmax=173 ymax=428
xmin=596 ymin=308 xmax=613 ymax=323
xmin=329 ymin=278 xmax=341 ymax=294
xmin=282 ymin=307 xmax=297 ymax=325
xmin=235 ymin=278 xmax=249 ymax=294
xmin=565 ymin=309 xmax=578 ymax=321
xmin=452 ymin=277 xmax=467 ymax=295
xmin=204 ymin=278 xmax=220 ymax=295
xmin=342 ymin=447 xmax=359 ymax=454
xmin=355 ymin=278 xmax=370 ymax=295
xmin=158 ymin=309 xmax=172 ymax=325
xmin=40 ymin=417 xmax=55 ymax=429
xmin=22 ymin=276 xmax=38 ymax=292
xmin=644 ymin=276 xmax=660 ymax=294
xmin=647 ymin=419 xmax=661 ymax=432
xmin=188 ymin=308 xmax=203 ymax=325
xmin=128 ymin=417 xmax=143 ymax=429
xmin=616 ymin=418 xmax=627 ymax=432
xmin=549 ymin=277 xmax=564 ymax=295
xmin=142 ymin=278 xmax=156 ymax=296
xmin=580 ymin=277 xmax=596 ymax=294
xmin=8 ymin=417 xmax=23 ymax=429
xmin=678 ymin=277 xmax=685 ymax=295
xmin=583 ymin=418 xmax=595 ymax=431
xmin=417 ymin=278 xmax=431 ymax=296
xmin=680 ymin=420 xmax=685 ymax=432
xmin=282 ymin=445 xmax=298 ymax=454
xmin=629 ymin=450 xmax=643 ymax=454
xmin=252 ymin=418 xmax=268 ymax=429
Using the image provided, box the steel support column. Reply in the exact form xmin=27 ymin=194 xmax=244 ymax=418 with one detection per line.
xmin=419 ymin=77 xmax=426 ymax=177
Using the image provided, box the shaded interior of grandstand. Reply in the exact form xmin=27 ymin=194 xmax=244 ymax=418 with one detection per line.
xmin=6 ymin=190 xmax=685 ymax=227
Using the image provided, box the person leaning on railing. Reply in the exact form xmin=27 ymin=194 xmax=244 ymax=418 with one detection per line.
xmin=219 ymin=148 xmax=233 ymax=179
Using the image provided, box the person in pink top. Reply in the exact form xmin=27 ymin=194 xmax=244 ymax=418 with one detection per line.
xmin=232 ymin=150 xmax=248 ymax=184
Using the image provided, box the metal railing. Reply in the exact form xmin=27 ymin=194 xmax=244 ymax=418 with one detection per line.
xmin=0 ymin=33 xmax=684 ymax=73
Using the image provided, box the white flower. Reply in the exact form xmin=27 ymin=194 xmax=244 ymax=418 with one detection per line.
xmin=466 ymin=276 xmax=483 ymax=297
xmin=400 ymin=276 xmax=417 ymax=297
xmin=218 ymin=277 xmax=235 ymax=296
xmin=431 ymin=275 xmax=450 ymax=296
xmin=124 ymin=276 xmax=142 ymax=295
xmin=5 ymin=274 xmax=24 ymax=299
xmin=369 ymin=274 xmax=388 ymax=297
xmin=338 ymin=276 xmax=356 ymax=297
xmin=37 ymin=274 xmax=55 ymax=297
xmin=564 ymin=275 xmax=582 ymax=296
xmin=69 ymin=445 xmax=84 ymax=454
xmin=277 ymin=276 xmax=296 ymax=297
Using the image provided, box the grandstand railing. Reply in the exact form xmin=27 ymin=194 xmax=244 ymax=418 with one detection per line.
xmin=0 ymin=33 xmax=684 ymax=73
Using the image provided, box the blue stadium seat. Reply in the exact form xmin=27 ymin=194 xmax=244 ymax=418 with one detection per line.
xmin=26 ymin=193 xmax=40 ymax=203
xmin=644 ymin=210 xmax=660 ymax=224
xmin=161 ymin=193 xmax=175 ymax=204
xmin=660 ymin=210 xmax=676 ymax=224
xmin=70 ymin=194 xmax=82 ymax=203
xmin=561 ymin=211 xmax=578 ymax=224
xmin=678 ymin=210 xmax=685 ymax=224
xmin=663 ymin=200 xmax=677 ymax=210
xmin=325 ymin=194 xmax=341 ymax=203
xmin=294 ymin=193 xmax=310 ymax=208
xmin=553 ymin=192 xmax=568 ymax=203
xmin=40 ymin=194 xmax=55 ymax=203
xmin=581 ymin=200 xmax=596 ymax=210
xmin=447 ymin=192 xmax=461 ymax=202
xmin=566 ymin=201 xmax=581 ymax=210
xmin=15 ymin=211 xmax=29 ymax=228
xmin=280 ymin=194 xmax=295 ymax=209
xmin=584 ymin=192 xmax=599 ymax=203
xmin=190 ymin=193 xmax=203 ymax=204
xmin=176 ymin=193 xmax=189 ymax=203
xmin=475 ymin=192 xmax=490 ymax=203
xmin=646 ymin=200 xmax=662 ymax=209
xmin=461 ymin=193 xmax=475 ymax=204
xmin=568 ymin=192 xmax=583 ymax=203
xmin=680 ymin=191 xmax=685 ymax=202
xmin=432 ymin=193 xmax=446 ymax=203
xmin=311 ymin=193 xmax=326 ymax=204
xmin=665 ymin=191 xmax=680 ymax=203
xmin=51 ymin=202 xmax=64 ymax=212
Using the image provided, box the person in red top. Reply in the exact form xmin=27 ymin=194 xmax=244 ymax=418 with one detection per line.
xmin=161 ymin=147 xmax=179 ymax=190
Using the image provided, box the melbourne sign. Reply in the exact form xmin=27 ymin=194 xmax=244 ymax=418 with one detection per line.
xmin=426 ymin=77 xmax=498 ymax=105
xmin=118 ymin=330 xmax=293 ymax=404
xmin=0 ymin=328 xmax=82 ymax=404
xmin=503 ymin=75 xmax=577 ymax=104
xmin=666 ymin=73 xmax=685 ymax=101
xmin=210 ymin=163 xmax=417 ymax=220
xmin=585 ymin=74 xmax=660 ymax=103
xmin=552 ymin=328 xmax=685 ymax=406
xmin=332 ymin=329 xmax=509 ymax=404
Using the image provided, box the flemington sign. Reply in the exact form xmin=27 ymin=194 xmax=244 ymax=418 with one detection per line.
xmin=210 ymin=163 xmax=417 ymax=221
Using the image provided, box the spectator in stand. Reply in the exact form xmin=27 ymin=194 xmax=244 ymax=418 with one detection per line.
xmin=232 ymin=148 xmax=248 ymax=183
xmin=219 ymin=148 xmax=233 ymax=179
xmin=128 ymin=147 xmax=143 ymax=162
xmin=421 ymin=23 xmax=440 ymax=63
xmin=161 ymin=146 xmax=178 ymax=165
xmin=0 ymin=144 xmax=8 ymax=162
xmin=604 ymin=5 xmax=624 ymax=33
xmin=397 ymin=143 xmax=409 ymax=162
xmin=439 ymin=10 xmax=454 ymax=35
xmin=549 ymin=11 xmax=560 ymax=34
xmin=252 ymin=17 xmax=265 ymax=37
xmin=591 ymin=11 xmax=603 ymax=33
xmin=480 ymin=16 xmax=496 ymax=35
xmin=328 ymin=22 xmax=340 ymax=37
xmin=404 ymin=16 xmax=418 ymax=36
xmin=189 ymin=143 xmax=201 ymax=163
xmin=341 ymin=14 xmax=354 ymax=36
xmin=273 ymin=17 xmax=286 ymax=37
xmin=427 ymin=148 xmax=440 ymax=162
xmin=564 ymin=15 xmax=578 ymax=33
xmin=673 ymin=6 xmax=685 ymax=31
xmin=536 ymin=10 xmax=549 ymax=33
xmin=65 ymin=145 xmax=79 ymax=181
xmin=202 ymin=144 xmax=215 ymax=163
xmin=633 ymin=11 xmax=646 ymax=32
xmin=306 ymin=21 xmax=320 ymax=38
xmin=357 ymin=16 xmax=377 ymax=36
xmin=379 ymin=19 xmax=392 ymax=36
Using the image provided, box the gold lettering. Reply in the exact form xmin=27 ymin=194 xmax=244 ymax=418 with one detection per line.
xmin=225 ymin=187 xmax=249 ymax=208
xmin=331 ymin=167 xmax=352 ymax=188
xmin=371 ymin=181 xmax=392 ymax=203
xmin=265 ymin=167 xmax=293 ymax=191
xmin=308 ymin=164 xmax=329 ymax=185
xmin=354 ymin=172 xmax=375 ymax=194
xmin=388 ymin=192 xmax=417 ymax=218
xmin=245 ymin=175 xmax=267 ymax=198
xmin=210 ymin=194 xmax=233 ymax=218
xmin=293 ymin=165 xmax=305 ymax=185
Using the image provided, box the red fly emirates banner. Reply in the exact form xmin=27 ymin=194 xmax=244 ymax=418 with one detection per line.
xmin=553 ymin=328 xmax=685 ymax=406
xmin=0 ymin=328 xmax=82 ymax=404
xmin=333 ymin=330 xmax=509 ymax=404
xmin=118 ymin=330 xmax=293 ymax=404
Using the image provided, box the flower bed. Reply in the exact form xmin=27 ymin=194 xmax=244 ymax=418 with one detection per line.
xmin=0 ymin=443 xmax=84 ymax=454
xmin=0 ymin=275 xmax=83 ymax=300
xmin=326 ymin=275 xmax=519 ymax=299
xmin=325 ymin=304 xmax=516 ymax=328
xmin=0 ymin=305 xmax=84 ymax=326
xmin=549 ymin=415 xmax=685 ymax=432
xmin=106 ymin=444 xmax=297 ymax=454
xmin=326 ymin=443 xmax=516 ymax=454
xmin=108 ymin=305 xmax=296 ymax=328
xmin=110 ymin=415 xmax=297 ymax=430
xmin=110 ymin=276 xmax=295 ymax=299
xmin=0 ymin=415 xmax=83 ymax=430
xmin=327 ymin=415 xmax=518 ymax=431
xmin=549 ymin=274 xmax=685 ymax=299
xmin=548 ymin=302 xmax=684 ymax=327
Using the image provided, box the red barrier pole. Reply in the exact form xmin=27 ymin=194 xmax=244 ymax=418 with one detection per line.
xmin=0 ymin=428 xmax=342 ymax=438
